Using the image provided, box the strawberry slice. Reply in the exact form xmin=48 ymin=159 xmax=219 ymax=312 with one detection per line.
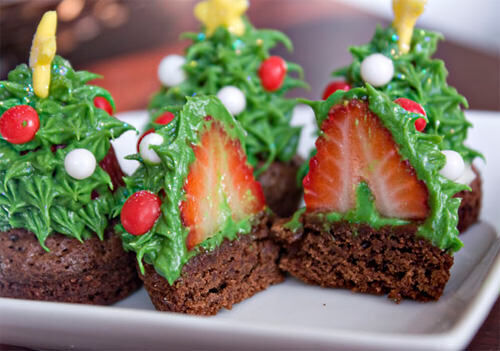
xmin=181 ymin=122 xmax=265 ymax=250
xmin=303 ymin=99 xmax=429 ymax=220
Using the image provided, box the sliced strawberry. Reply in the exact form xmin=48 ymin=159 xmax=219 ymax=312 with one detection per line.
xmin=181 ymin=122 xmax=265 ymax=250
xmin=303 ymin=99 xmax=429 ymax=220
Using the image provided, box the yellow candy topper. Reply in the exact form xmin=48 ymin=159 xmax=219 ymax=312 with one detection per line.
xmin=194 ymin=0 xmax=249 ymax=36
xmin=393 ymin=0 xmax=427 ymax=54
xmin=29 ymin=11 xmax=57 ymax=98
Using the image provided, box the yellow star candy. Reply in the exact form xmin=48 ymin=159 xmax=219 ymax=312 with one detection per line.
xmin=393 ymin=0 xmax=427 ymax=54
xmin=194 ymin=0 xmax=249 ymax=36
xmin=29 ymin=11 xmax=57 ymax=98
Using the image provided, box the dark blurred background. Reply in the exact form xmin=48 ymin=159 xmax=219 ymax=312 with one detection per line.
xmin=1 ymin=0 xmax=499 ymax=112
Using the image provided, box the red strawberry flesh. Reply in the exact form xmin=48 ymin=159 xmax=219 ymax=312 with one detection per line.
xmin=303 ymin=99 xmax=429 ymax=220
xmin=181 ymin=121 xmax=265 ymax=250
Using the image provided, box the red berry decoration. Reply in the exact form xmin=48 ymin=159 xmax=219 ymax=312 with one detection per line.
xmin=93 ymin=96 xmax=114 ymax=115
xmin=0 ymin=105 xmax=40 ymax=144
xmin=137 ymin=128 xmax=154 ymax=153
xmin=121 ymin=190 xmax=162 ymax=235
xmin=154 ymin=111 xmax=175 ymax=125
xmin=394 ymin=97 xmax=427 ymax=132
xmin=394 ymin=97 xmax=426 ymax=116
xmin=258 ymin=56 xmax=287 ymax=92
xmin=322 ymin=81 xmax=351 ymax=100
xmin=414 ymin=117 xmax=427 ymax=132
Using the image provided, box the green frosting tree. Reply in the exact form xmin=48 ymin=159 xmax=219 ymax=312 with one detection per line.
xmin=118 ymin=96 xmax=266 ymax=284
xmin=304 ymin=86 xmax=467 ymax=252
xmin=0 ymin=56 xmax=132 ymax=248
xmin=149 ymin=18 xmax=307 ymax=175
xmin=334 ymin=25 xmax=481 ymax=163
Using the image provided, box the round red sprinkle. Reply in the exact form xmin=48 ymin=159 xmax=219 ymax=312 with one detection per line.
xmin=394 ymin=97 xmax=426 ymax=116
xmin=414 ymin=117 xmax=427 ymax=132
xmin=93 ymin=96 xmax=114 ymax=115
xmin=322 ymin=81 xmax=351 ymax=100
xmin=394 ymin=97 xmax=427 ymax=132
xmin=258 ymin=56 xmax=287 ymax=92
xmin=121 ymin=190 xmax=162 ymax=235
xmin=154 ymin=111 xmax=175 ymax=125
xmin=0 ymin=105 xmax=40 ymax=144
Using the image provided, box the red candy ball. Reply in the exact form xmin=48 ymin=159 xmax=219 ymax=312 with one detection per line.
xmin=394 ymin=97 xmax=426 ymax=116
xmin=121 ymin=190 xmax=162 ymax=235
xmin=0 ymin=105 xmax=40 ymax=144
xmin=322 ymin=81 xmax=351 ymax=100
xmin=137 ymin=128 xmax=154 ymax=153
xmin=414 ymin=118 xmax=427 ymax=132
xmin=394 ymin=97 xmax=427 ymax=132
xmin=258 ymin=56 xmax=287 ymax=91
xmin=93 ymin=96 xmax=114 ymax=115
xmin=154 ymin=111 xmax=175 ymax=125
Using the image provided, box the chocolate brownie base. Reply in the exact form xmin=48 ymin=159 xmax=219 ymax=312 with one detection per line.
xmin=0 ymin=225 xmax=141 ymax=304
xmin=258 ymin=156 xmax=303 ymax=218
xmin=140 ymin=214 xmax=284 ymax=315
xmin=456 ymin=166 xmax=482 ymax=233
xmin=273 ymin=216 xmax=453 ymax=302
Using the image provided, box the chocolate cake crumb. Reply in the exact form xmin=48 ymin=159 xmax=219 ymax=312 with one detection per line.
xmin=140 ymin=214 xmax=284 ymax=315
xmin=272 ymin=215 xmax=453 ymax=302
xmin=0 ymin=224 xmax=141 ymax=304
xmin=456 ymin=166 xmax=482 ymax=233
xmin=258 ymin=156 xmax=303 ymax=218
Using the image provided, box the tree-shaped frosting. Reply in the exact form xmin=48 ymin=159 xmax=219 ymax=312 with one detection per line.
xmin=304 ymin=86 xmax=467 ymax=252
xmin=334 ymin=25 xmax=481 ymax=163
xmin=0 ymin=55 xmax=132 ymax=248
xmin=149 ymin=17 xmax=307 ymax=175
xmin=118 ymin=96 xmax=266 ymax=284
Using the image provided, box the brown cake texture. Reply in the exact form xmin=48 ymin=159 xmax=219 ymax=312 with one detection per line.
xmin=140 ymin=214 xmax=284 ymax=315
xmin=258 ymin=156 xmax=303 ymax=218
xmin=0 ymin=224 xmax=141 ymax=304
xmin=455 ymin=166 xmax=482 ymax=233
xmin=272 ymin=215 xmax=454 ymax=303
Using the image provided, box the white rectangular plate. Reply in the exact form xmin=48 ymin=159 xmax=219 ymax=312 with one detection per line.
xmin=1 ymin=111 xmax=499 ymax=351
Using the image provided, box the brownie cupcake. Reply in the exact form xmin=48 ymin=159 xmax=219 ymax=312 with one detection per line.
xmin=324 ymin=0 xmax=483 ymax=232
xmin=273 ymin=85 xmax=467 ymax=302
xmin=117 ymin=96 xmax=283 ymax=315
xmin=0 ymin=12 xmax=140 ymax=304
xmin=147 ymin=0 xmax=307 ymax=217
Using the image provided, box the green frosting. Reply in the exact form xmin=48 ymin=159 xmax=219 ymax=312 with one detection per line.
xmin=0 ymin=56 xmax=132 ymax=248
xmin=283 ymin=207 xmax=306 ymax=232
xmin=117 ymin=96 xmax=264 ymax=285
xmin=288 ymin=183 xmax=408 ymax=234
xmin=149 ymin=18 xmax=308 ymax=175
xmin=334 ymin=25 xmax=482 ymax=163
xmin=325 ymin=182 xmax=409 ymax=228
xmin=302 ymin=86 xmax=467 ymax=252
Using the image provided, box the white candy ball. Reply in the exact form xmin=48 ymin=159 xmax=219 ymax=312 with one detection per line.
xmin=439 ymin=150 xmax=465 ymax=181
xmin=216 ymin=86 xmax=246 ymax=115
xmin=64 ymin=148 xmax=96 ymax=180
xmin=360 ymin=53 xmax=394 ymax=87
xmin=158 ymin=55 xmax=186 ymax=87
xmin=139 ymin=133 xmax=164 ymax=164
xmin=454 ymin=163 xmax=476 ymax=185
